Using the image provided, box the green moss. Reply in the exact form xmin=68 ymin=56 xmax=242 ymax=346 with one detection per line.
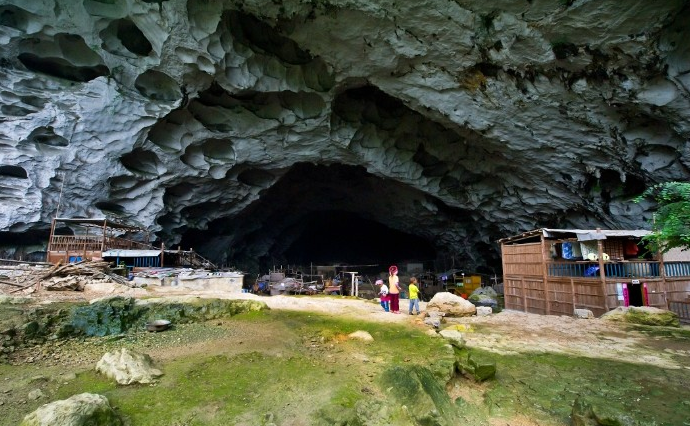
xmin=477 ymin=349 xmax=690 ymax=425
xmin=626 ymin=308 xmax=679 ymax=327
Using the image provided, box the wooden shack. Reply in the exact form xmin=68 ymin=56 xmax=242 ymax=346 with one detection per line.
xmin=499 ymin=228 xmax=690 ymax=320
xmin=47 ymin=217 xmax=155 ymax=265
xmin=47 ymin=217 xmax=215 ymax=269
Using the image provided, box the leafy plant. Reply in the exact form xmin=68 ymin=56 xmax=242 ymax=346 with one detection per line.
xmin=634 ymin=181 xmax=690 ymax=253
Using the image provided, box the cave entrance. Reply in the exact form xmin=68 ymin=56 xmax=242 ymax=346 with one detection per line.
xmin=254 ymin=163 xmax=438 ymax=272
xmin=179 ymin=163 xmax=439 ymax=274
xmin=283 ymin=210 xmax=436 ymax=266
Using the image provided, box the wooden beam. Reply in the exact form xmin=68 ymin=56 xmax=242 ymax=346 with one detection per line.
xmin=597 ymin=233 xmax=609 ymax=312
xmin=522 ymin=277 xmax=528 ymax=312
xmin=541 ymin=232 xmax=551 ymax=314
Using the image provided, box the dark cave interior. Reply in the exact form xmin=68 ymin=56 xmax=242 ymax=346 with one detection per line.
xmin=281 ymin=211 xmax=437 ymax=266
xmin=179 ymin=162 xmax=447 ymax=274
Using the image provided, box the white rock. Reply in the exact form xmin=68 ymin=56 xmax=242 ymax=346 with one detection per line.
xmin=426 ymin=292 xmax=477 ymax=317
xmin=20 ymin=393 xmax=122 ymax=426
xmin=476 ymin=306 xmax=493 ymax=317
xmin=438 ymin=328 xmax=465 ymax=348
xmin=574 ymin=309 xmax=594 ymax=319
xmin=95 ymin=348 xmax=163 ymax=385
xmin=348 ymin=330 xmax=374 ymax=342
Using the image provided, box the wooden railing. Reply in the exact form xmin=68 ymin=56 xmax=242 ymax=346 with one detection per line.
xmin=664 ymin=262 xmax=690 ymax=277
xmin=164 ymin=249 xmax=217 ymax=269
xmin=49 ymin=235 xmax=153 ymax=252
xmin=547 ymin=261 xmax=663 ymax=278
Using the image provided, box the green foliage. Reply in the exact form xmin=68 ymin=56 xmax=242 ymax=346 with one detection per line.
xmin=634 ymin=181 xmax=690 ymax=253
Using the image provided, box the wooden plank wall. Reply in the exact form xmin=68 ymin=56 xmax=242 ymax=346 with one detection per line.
xmin=503 ymin=242 xmax=546 ymax=313
xmin=665 ymin=278 xmax=690 ymax=302
xmin=504 ymin=242 xmax=690 ymax=317
xmin=502 ymin=242 xmax=543 ymax=276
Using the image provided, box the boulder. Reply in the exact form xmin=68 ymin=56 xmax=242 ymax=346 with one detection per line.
xmin=476 ymin=306 xmax=492 ymax=317
xmin=348 ymin=330 xmax=374 ymax=342
xmin=601 ymin=306 xmax=680 ymax=327
xmin=423 ymin=311 xmax=445 ymax=328
xmin=20 ymin=393 xmax=123 ymax=426
xmin=574 ymin=309 xmax=594 ymax=319
xmin=426 ymin=292 xmax=476 ymax=317
xmin=439 ymin=328 xmax=466 ymax=349
xmin=96 ymin=348 xmax=163 ymax=385
xmin=454 ymin=349 xmax=496 ymax=382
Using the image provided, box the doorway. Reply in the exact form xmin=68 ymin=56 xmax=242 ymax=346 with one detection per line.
xmin=626 ymin=283 xmax=646 ymax=307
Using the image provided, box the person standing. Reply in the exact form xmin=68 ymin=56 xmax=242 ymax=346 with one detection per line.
xmin=388 ymin=265 xmax=401 ymax=314
xmin=408 ymin=277 xmax=421 ymax=315
xmin=376 ymin=279 xmax=389 ymax=312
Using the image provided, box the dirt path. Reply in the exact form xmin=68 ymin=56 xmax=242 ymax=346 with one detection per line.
xmin=14 ymin=283 xmax=690 ymax=371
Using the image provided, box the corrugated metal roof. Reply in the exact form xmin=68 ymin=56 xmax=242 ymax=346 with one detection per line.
xmin=55 ymin=217 xmax=145 ymax=231
xmin=498 ymin=228 xmax=651 ymax=243
xmin=542 ymin=228 xmax=651 ymax=241
xmin=102 ymin=250 xmax=161 ymax=257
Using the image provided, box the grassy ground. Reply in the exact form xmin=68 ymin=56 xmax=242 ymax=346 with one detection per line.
xmin=2 ymin=308 xmax=690 ymax=425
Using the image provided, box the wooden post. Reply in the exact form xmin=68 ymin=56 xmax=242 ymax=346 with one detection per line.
xmin=83 ymin=227 xmax=88 ymax=260
xmin=658 ymin=249 xmax=669 ymax=308
xmin=160 ymin=242 xmax=165 ymax=267
xmin=570 ymin=278 xmax=576 ymax=311
xmin=101 ymin=220 xmax=107 ymax=252
xmin=521 ymin=277 xmax=528 ymax=312
xmin=596 ymin=230 xmax=609 ymax=312
xmin=500 ymin=241 xmax=507 ymax=299
xmin=48 ymin=218 xmax=57 ymax=252
xmin=540 ymin=233 xmax=551 ymax=315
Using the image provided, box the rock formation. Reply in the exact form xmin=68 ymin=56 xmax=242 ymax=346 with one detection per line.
xmin=0 ymin=0 xmax=688 ymax=273
xmin=96 ymin=348 xmax=164 ymax=385
xmin=20 ymin=393 xmax=123 ymax=426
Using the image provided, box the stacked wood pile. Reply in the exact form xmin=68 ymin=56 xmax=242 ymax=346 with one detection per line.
xmin=0 ymin=259 xmax=131 ymax=294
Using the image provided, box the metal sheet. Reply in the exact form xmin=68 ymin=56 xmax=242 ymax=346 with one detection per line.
xmin=102 ymin=250 xmax=161 ymax=257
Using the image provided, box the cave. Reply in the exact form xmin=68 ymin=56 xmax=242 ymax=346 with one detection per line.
xmin=177 ymin=163 xmax=443 ymax=273
xmin=1 ymin=0 xmax=689 ymax=281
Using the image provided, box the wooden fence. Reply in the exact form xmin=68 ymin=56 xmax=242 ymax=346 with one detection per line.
xmin=668 ymin=301 xmax=690 ymax=324
xmin=502 ymin=243 xmax=690 ymax=317
xmin=49 ymin=235 xmax=153 ymax=252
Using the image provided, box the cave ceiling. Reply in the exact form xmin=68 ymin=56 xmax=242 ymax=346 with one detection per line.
xmin=0 ymin=0 xmax=689 ymax=273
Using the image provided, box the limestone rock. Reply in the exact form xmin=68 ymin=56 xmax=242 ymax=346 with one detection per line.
xmin=476 ymin=306 xmax=493 ymax=317
xmin=423 ymin=311 xmax=445 ymax=328
xmin=455 ymin=349 xmax=496 ymax=382
xmin=438 ymin=328 xmax=466 ymax=349
xmin=601 ymin=306 xmax=680 ymax=327
xmin=28 ymin=389 xmax=44 ymax=400
xmin=0 ymin=0 xmax=688 ymax=274
xmin=95 ymin=348 xmax=163 ymax=385
xmin=20 ymin=393 xmax=123 ymax=426
xmin=574 ymin=309 xmax=594 ymax=319
xmin=427 ymin=292 xmax=477 ymax=317
xmin=348 ymin=330 xmax=374 ymax=342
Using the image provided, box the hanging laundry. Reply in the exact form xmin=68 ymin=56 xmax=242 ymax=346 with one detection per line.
xmin=571 ymin=241 xmax=582 ymax=259
xmin=624 ymin=240 xmax=639 ymax=257
xmin=562 ymin=242 xmax=573 ymax=259
xmin=580 ymin=241 xmax=598 ymax=259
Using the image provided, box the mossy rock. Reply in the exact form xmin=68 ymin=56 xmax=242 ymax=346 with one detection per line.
xmin=454 ymin=348 xmax=496 ymax=382
xmin=379 ymin=365 xmax=460 ymax=426
xmin=20 ymin=393 xmax=123 ymax=426
xmin=601 ymin=306 xmax=679 ymax=327
xmin=63 ymin=296 xmax=269 ymax=337
xmin=571 ymin=396 xmax=635 ymax=426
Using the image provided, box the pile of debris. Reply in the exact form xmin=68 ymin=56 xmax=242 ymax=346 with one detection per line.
xmin=0 ymin=259 xmax=131 ymax=294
